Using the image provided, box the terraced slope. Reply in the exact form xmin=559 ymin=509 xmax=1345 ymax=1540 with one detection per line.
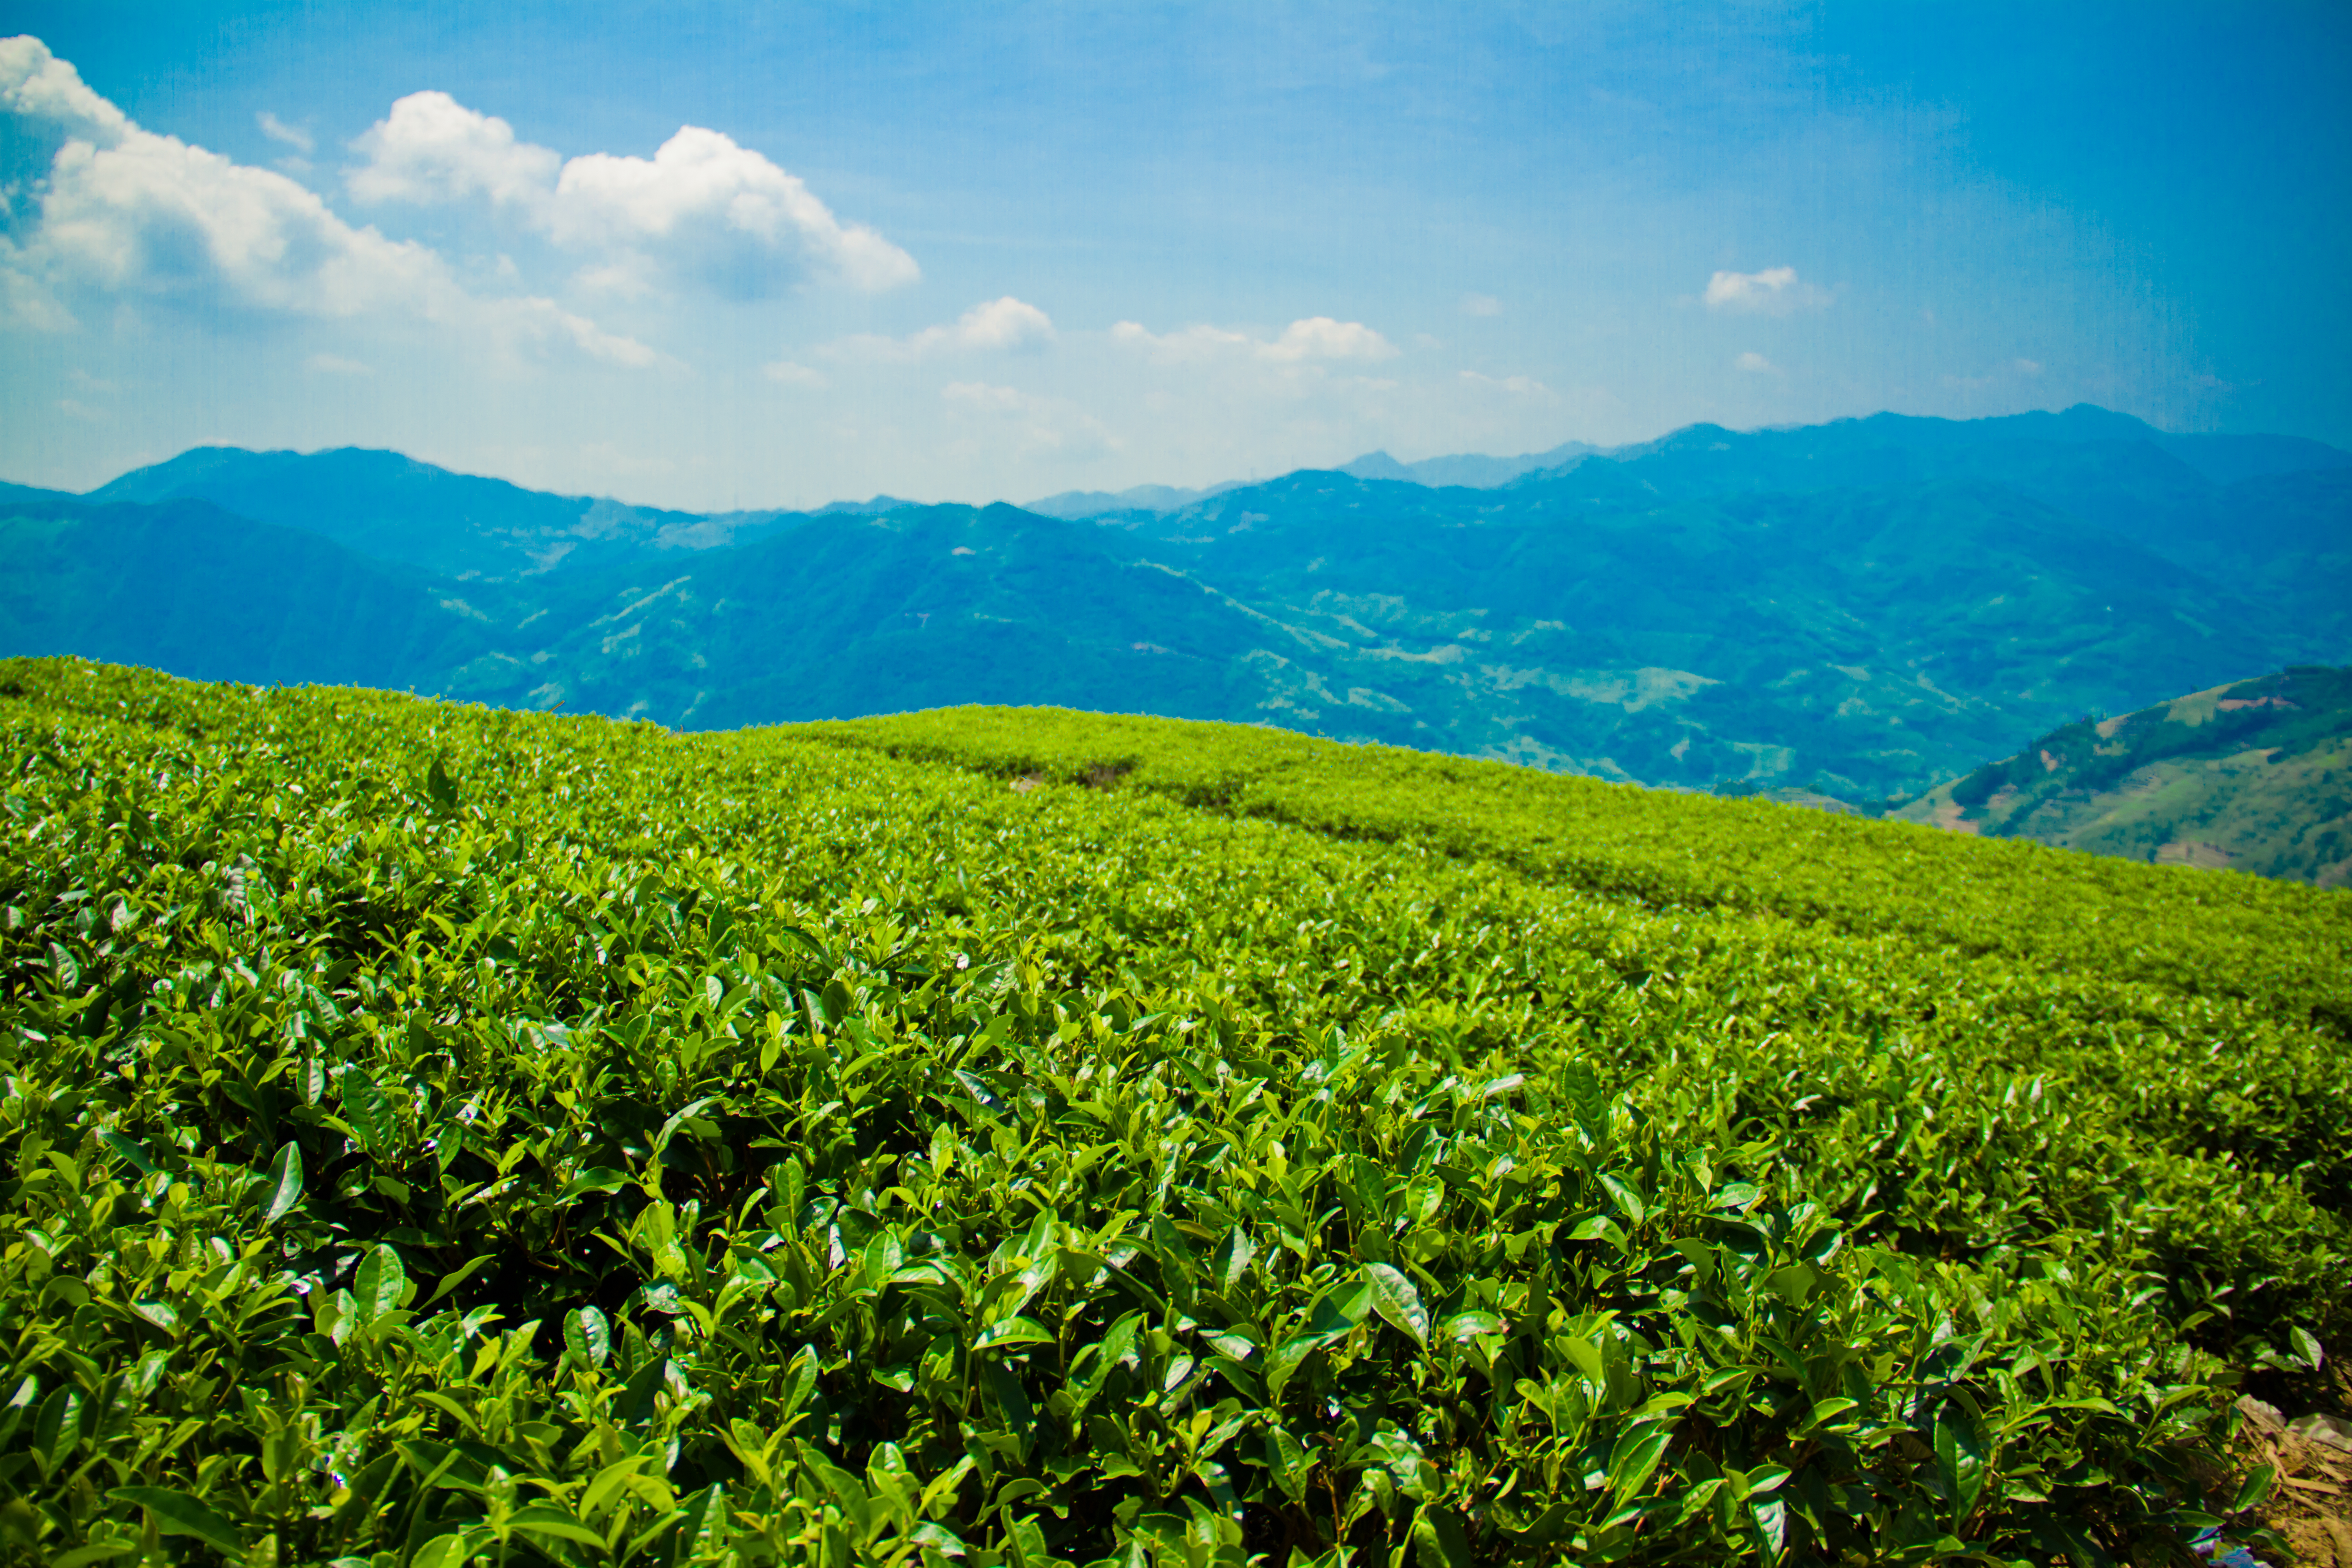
xmin=2 ymin=657 xmax=2345 ymax=1566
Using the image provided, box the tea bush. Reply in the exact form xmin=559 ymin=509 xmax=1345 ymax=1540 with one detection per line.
xmin=2 ymin=657 xmax=2343 ymax=1566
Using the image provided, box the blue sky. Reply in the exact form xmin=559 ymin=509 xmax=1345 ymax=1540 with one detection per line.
xmin=2 ymin=1 xmax=2345 ymax=509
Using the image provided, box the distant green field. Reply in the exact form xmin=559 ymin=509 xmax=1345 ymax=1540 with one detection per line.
xmin=4 ymin=659 xmax=2345 ymax=1566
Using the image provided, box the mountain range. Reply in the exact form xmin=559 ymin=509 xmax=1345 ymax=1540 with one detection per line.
xmin=3 ymin=403 xmax=2346 ymax=808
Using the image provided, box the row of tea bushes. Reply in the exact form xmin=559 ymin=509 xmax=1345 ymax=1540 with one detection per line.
xmin=1 ymin=657 xmax=2338 ymax=1565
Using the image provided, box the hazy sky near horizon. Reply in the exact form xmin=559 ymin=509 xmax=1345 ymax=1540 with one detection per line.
xmin=2 ymin=2 xmax=2346 ymax=509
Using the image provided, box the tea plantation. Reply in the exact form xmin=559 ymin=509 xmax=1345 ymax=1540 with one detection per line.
xmin=3 ymin=658 xmax=2347 ymax=1567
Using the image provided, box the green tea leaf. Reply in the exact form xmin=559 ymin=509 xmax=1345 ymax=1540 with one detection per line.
xmin=339 ymin=1065 xmax=394 ymax=1159
xmin=1364 ymin=1263 xmax=1429 ymax=1349
xmin=260 ymin=1141 xmax=304 ymax=1225
xmin=508 ymin=1504 xmax=607 ymax=1549
xmin=1412 ymin=1508 xmax=1474 ymax=1568
xmin=107 ymin=1489 xmax=240 ymax=1553
xmin=565 ymin=1306 xmax=611 ymax=1367
xmin=1935 ymin=1399 xmax=1990 ymax=1526
xmin=556 ymin=1167 xmax=631 ymax=1205
xmin=352 ymin=1244 xmax=407 ymax=1325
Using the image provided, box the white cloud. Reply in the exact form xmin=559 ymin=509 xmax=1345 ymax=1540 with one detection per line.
xmin=2013 ymin=358 xmax=2043 ymax=376
xmin=501 ymin=297 xmax=660 ymax=368
xmin=1109 ymin=319 xmax=1254 ymax=363
xmin=255 ymin=112 xmax=313 ymax=154
xmin=1734 ymin=351 xmax=1779 ymax=373
xmin=763 ymin=359 xmax=828 ymax=387
xmin=0 ymin=38 xmax=656 ymax=369
xmin=1703 ymin=266 xmax=1830 ymax=316
xmin=306 ymin=352 xmax=372 ymax=375
xmin=1460 ymin=369 xmax=1550 ymax=395
xmin=1111 ymin=315 xmax=1397 ymax=365
xmin=1459 ymin=292 xmax=1502 ymax=317
xmin=0 ymin=35 xmax=129 ymax=144
xmin=347 ymin=91 xmax=918 ymax=297
xmin=1264 ymin=317 xmax=1398 ymax=362
xmin=828 ymin=297 xmax=1055 ymax=362
xmin=941 ymin=380 xmax=1027 ymax=412
xmin=347 ymin=91 xmax=559 ymax=211
xmin=34 ymin=130 xmax=449 ymax=318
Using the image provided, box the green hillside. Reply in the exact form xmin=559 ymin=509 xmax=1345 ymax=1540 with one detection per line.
xmin=4 ymin=657 xmax=2345 ymax=1565
xmin=1897 ymin=665 xmax=2352 ymax=886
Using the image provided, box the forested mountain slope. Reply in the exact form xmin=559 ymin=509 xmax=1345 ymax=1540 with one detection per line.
xmin=6 ymin=406 xmax=2346 ymax=802
xmin=1899 ymin=664 xmax=2352 ymax=885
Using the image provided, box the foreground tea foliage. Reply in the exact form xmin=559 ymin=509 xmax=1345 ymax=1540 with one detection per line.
xmin=3 ymin=658 xmax=2346 ymax=1567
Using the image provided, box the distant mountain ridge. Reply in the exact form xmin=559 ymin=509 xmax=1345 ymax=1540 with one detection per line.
xmin=8 ymin=405 xmax=2348 ymax=818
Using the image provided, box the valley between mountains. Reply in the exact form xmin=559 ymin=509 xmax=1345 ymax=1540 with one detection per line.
xmin=4 ymin=403 xmax=2347 ymax=835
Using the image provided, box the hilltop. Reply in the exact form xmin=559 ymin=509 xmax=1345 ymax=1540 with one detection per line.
xmin=1898 ymin=664 xmax=2352 ymax=885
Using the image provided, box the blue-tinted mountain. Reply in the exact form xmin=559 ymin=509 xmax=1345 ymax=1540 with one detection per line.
xmin=0 ymin=497 xmax=500 ymax=687
xmin=1337 ymin=440 xmax=1598 ymax=488
xmin=84 ymin=446 xmax=798 ymax=581
xmin=7 ymin=405 xmax=2348 ymax=808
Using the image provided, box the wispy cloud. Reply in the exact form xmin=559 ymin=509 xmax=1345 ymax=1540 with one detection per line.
xmin=1734 ymin=351 xmax=1779 ymax=373
xmin=255 ymin=111 xmax=312 ymax=154
xmin=1459 ymin=292 xmax=1502 ymax=317
xmin=1111 ymin=315 xmax=1398 ymax=365
xmin=1704 ymin=266 xmax=1830 ymax=316
xmin=826 ymin=297 xmax=1054 ymax=362
xmin=1460 ymin=369 xmax=1549 ymax=395
xmin=940 ymin=380 xmax=1114 ymax=459
xmin=762 ymin=359 xmax=828 ymax=387
xmin=305 ymin=353 xmax=373 ymax=376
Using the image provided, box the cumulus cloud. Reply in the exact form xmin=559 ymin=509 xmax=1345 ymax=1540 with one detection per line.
xmin=828 ymin=297 xmax=1055 ymax=361
xmin=0 ymin=36 xmax=658 ymax=368
xmin=1703 ymin=266 xmax=1830 ymax=316
xmin=1111 ymin=315 xmax=1397 ymax=365
xmin=347 ymin=91 xmax=559 ymax=210
xmin=1263 ymin=317 xmax=1398 ymax=362
xmin=347 ymin=91 xmax=918 ymax=297
xmin=0 ymin=36 xmax=129 ymax=144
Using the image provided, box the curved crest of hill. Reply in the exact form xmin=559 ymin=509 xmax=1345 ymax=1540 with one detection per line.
xmin=1899 ymin=664 xmax=2352 ymax=885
